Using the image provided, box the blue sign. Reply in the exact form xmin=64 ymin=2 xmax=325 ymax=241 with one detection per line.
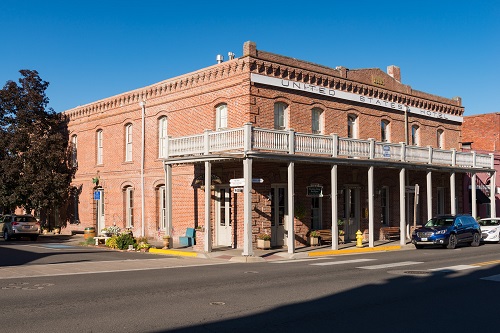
xmin=383 ymin=145 xmax=391 ymax=158
xmin=93 ymin=191 xmax=101 ymax=200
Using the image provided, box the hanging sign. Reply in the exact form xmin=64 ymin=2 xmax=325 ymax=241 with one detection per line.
xmin=307 ymin=186 xmax=323 ymax=197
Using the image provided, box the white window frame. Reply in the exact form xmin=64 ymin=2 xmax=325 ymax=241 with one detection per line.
xmin=347 ymin=114 xmax=358 ymax=139
xmin=125 ymin=186 xmax=134 ymax=228
xmin=274 ymin=102 xmax=288 ymax=130
xmin=71 ymin=134 xmax=78 ymax=167
xmin=411 ymin=125 xmax=419 ymax=146
xmin=158 ymin=116 xmax=168 ymax=158
xmin=125 ymin=124 xmax=133 ymax=162
xmin=97 ymin=130 xmax=103 ymax=165
xmin=381 ymin=120 xmax=390 ymax=142
xmin=311 ymin=108 xmax=323 ymax=134
xmin=216 ymin=104 xmax=228 ymax=130
xmin=159 ymin=185 xmax=166 ymax=230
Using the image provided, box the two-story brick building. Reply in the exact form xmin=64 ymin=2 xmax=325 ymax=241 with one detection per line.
xmin=63 ymin=41 xmax=495 ymax=255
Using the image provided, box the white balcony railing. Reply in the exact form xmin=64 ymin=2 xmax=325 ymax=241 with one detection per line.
xmin=165 ymin=124 xmax=493 ymax=170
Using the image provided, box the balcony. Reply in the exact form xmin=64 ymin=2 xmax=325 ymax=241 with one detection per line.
xmin=166 ymin=124 xmax=493 ymax=170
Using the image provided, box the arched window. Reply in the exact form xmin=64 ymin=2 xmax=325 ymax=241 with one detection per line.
xmin=124 ymin=186 xmax=134 ymax=228
xmin=157 ymin=185 xmax=166 ymax=230
xmin=216 ymin=103 xmax=228 ymax=130
xmin=347 ymin=114 xmax=358 ymax=138
xmin=96 ymin=130 xmax=103 ymax=165
xmin=125 ymin=124 xmax=133 ymax=162
xmin=437 ymin=129 xmax=444 ymax=149
xmin=274 ymin=102 xmax=288 ymax=130
xmin=158 ymin=116 xmax=168 ymax=158
xmin=71 ymin=134 xmax=78 ymax=167
xmin=381 ymin=120 xmax=390 ymax=142
xmin=411 ymin=125 xmax=419 ymax=146
xmin=311 ymin=108 xmax=323 ymax=134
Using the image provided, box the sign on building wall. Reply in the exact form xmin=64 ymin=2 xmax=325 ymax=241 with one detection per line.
xmin=307 ymin=185 xmax=323 ymax=197
xmin=251 ymin=73 xmax=463 ymax=123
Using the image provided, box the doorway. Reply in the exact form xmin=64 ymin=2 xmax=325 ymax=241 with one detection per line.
xmin=270 ymin=184 xmax=287 ymax=247
xmin=215 ymin=186 xmax=232 ymax=246
xmin=344 ymin=186 xmax=360 ymax=240
xmin=96 ymin=188 xmax=105 ymax=232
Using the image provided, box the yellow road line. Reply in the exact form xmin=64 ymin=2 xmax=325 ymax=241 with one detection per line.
xmin=148 ymin=248 xmax=199 ymax=257
xmin=309 ymin=245 xmax=401 ymax=257
xmin=471 ymin=259 xmax=500 ymax=267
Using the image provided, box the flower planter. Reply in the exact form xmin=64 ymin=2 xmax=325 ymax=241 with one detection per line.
xmin=162 ymin=237 xmax=171 ymax=249
xmin=309 ymin=236 xmax=319 ymax=246
xmin=257 ymin=239 xmax=271 ymax=249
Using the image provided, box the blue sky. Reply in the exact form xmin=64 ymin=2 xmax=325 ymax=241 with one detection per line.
xmin=1 ymin=0 xmax=498 ymax=116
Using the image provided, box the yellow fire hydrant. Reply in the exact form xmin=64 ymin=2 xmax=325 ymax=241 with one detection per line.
xmin=356 ymin=230 xmax=363 ymax=247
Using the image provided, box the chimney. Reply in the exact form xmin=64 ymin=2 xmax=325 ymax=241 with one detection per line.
xmin=387 ymin=65 xmax=401 ymax=82
xmin=216 ymin=54 xmax=224 ymax=64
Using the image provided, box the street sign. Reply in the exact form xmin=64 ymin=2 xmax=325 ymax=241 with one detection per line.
xmin=230 ymin=178 xmax=264 ymax=187
xmin=233 ymin=187 xmax=244 ymax=193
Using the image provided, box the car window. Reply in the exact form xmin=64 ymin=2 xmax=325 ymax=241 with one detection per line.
xmin=14 ymin=216 xmax=37 ymax=223
xmin=479 ymin=219 xmax=500 ymax=226
xmin=425 ymin=217 xmax=454 ymax=227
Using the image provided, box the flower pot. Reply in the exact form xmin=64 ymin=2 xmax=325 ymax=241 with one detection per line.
xmin=163 ymin=237 xmax=171 ymax=249
xmin=257 ymin=239 xmax=271 ymax=249
xmin=309 ymin=236 xmax=319 ymax=246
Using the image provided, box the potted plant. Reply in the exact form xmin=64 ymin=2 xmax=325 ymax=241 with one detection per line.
xmin=339 ymin=229 xmax=345 ymax=244
xmin=100 ymin=227 xmax=110 ymax=237
xmin=257 ymin=233 xmax=271 ymax=249
xmin=135 ymin=237 xmax=151 ymax=252
xmin=309 ymin=230 xmax=320 ymax=246
xmin=162 ymin=235 xmax=171 ymax=249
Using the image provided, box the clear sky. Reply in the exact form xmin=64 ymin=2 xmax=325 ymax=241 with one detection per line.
xmin=1 ymin=0 xmax=498 ymax=116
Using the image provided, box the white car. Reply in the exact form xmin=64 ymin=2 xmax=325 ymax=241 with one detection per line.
xmin=478 ymin=218 xmax=500 ymax=242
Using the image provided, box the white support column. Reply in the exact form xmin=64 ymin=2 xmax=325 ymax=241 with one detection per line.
xmin=287 ymin=161 xmax=295 ymax=254
xmin=204 ymin=161 xmax=212 ymax=252
xmin=471 ymin=172 xmax=477 ymax=219
xmin=331 ymin=164 xmax=338 ymax=250
xmin=399 ymin=168 xmax=406 ymax=245
xmin=426 ymin=171 xmax=432 ymax=221
xmin=368 ymin=166 xmax=374 ymax=248
xmin=242 ymin=157 xmax=253 ymax=256
xmin=491 ymin=171 xmax=497 ymax=218
xmin=165 ymin=164 xmax=173 ymax=236
xmin=450 ymin=172 xmax=456 ymax=215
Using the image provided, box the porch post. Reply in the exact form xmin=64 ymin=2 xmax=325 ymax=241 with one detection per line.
xmin=450 ymin=172 xmax=456 ymax=215
xmin=331 ymin=164 xmax=338 ymax=250
xmin=204 ymin=161 xmax=212 ymax=252
xmin=399 ymin=168 xmax=406 ymax=245
xmin=471 ymin=172 xmax=477 ymax=219
xmin=368 ymin=166 xmax=374 ymax=248
xmin=491 ymin=171 xmax=497 ymax=218
xmin=287 ymin=161 xmax=295 ymax=254
xmin=242 ymin=157 xmax=254 ymax=256
xmin=426 ymin=171 xmax=432 ymax=221
xmin=165 ymin=164 xmax=173 ymax=236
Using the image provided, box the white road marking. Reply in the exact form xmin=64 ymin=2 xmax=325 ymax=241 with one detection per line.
xmin=481 ymin=274 xmax=500 ymax=282
xmin=429 ymin=265 xmax=477 ymax=272
xmin=270 ymin=258 xmax=324 ymax=264
xmin=311 ymin=258 xmax=376 ymax=266
xmin=357 ymin=261 xmax=423 ymax=270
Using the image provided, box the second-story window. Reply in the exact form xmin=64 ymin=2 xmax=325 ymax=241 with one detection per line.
xmin=216 ymin=104 xmax=228 ymax=130
xmin=125 ymin=124 xmax=133 ymax=162
xmin=381 ymin=120 xmax=390 ymax=142
xmin=158 ymin=116 xmax=168 ymax=158
xmin=411 ymin=125 xmax=419 ymax=146
xmin=274 ymin=102 xmax=288 ymax=130
xmin=71 ymin=134 xmax=78 ymax=167
xmin=347 ymin=114 xmax=358 ymax=138
xmin=97 ymin=130 xmax=103 ymax=165
xmin=437 ymin=129 xmax=444 ymax=149
xmin=311 ymin=108 xmax=323 ymax=134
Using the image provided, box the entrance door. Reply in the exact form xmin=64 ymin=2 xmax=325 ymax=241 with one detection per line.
xmin=270 ymin=185 xmax=286 ymax=247
xmin=216 ymin=187 xmax=232 ymax=246
xmin=96 ymin=188 xmax=105 ymax=232
xmin=345 ymin=186 xmax=360 ymax=240
xmin=311 ymin=197 xmax=322 ymax=230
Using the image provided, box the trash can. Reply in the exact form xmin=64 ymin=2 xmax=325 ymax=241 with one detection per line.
xmin=84 ymin=227 xmax=96 ymax=239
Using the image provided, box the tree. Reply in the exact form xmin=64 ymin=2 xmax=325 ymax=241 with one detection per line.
xmin=0 ymin=70 xmax=76 ymax=219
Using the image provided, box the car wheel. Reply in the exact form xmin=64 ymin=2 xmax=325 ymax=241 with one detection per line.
xmin=446 ymin=234 xmax=457 ymax=249
xmin=414 ymin=244 xmax=424 ymax=249
xmin=471 ymin=232 xmax=480 ymax=247
xmin=3 ymin=230 xmax=10 ymax=241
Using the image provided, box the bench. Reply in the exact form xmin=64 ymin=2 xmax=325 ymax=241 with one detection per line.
xmin=381 ymin=227 xmax=400 ymax=240
xmin=315 ymin=229 xmax=345 ymax=244
xmin=94 ymin=236 xmax=111 ymax=245
xmin=179 ymin=228 xmax=196 ymax=246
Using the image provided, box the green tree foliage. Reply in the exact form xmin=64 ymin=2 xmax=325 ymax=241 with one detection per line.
xmin=0 ymin=70 xmax=76 ymax=215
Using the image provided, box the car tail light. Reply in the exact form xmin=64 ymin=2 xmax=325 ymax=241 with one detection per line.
xmin=12 ymin=222 xmax=19 ymax=226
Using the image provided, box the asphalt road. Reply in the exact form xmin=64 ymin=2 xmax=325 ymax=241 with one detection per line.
xmin=1 ymin=240 xmax=500 ymax=333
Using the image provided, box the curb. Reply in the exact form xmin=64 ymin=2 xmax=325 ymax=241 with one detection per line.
xmin=308 ymin=245 xmax=402 ymax=257
xmin=148 ymin=248 xmax=199 ymax=257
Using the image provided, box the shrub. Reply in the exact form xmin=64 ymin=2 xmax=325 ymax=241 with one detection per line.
xmin=106 ymin=236 xmax=118 ymax=249
xmin=258 ymin=233 xmax=271 ymax=241
xmin=116 ymin=233 xmax=135 ymax=250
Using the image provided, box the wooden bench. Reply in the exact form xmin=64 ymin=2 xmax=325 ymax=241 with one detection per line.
xmin=315 ymin=229 xmax=346 ymax=244
xmin=381 ymin=227 xmax=400 ymax=240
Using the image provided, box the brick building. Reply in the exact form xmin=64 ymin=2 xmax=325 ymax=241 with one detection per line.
xmin=461 ymin=113 xmax=500 ymax=218
xmin=63 ymin=41 xmax=494 ymax=254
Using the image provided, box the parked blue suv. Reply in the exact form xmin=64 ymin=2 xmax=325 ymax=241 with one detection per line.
xmin=411 ymin=214 xmax=481 ymax=249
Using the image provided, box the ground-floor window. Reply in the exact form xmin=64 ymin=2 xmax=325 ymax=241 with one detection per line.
xmin=124 ymin=186 xmax=134 ymax=228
